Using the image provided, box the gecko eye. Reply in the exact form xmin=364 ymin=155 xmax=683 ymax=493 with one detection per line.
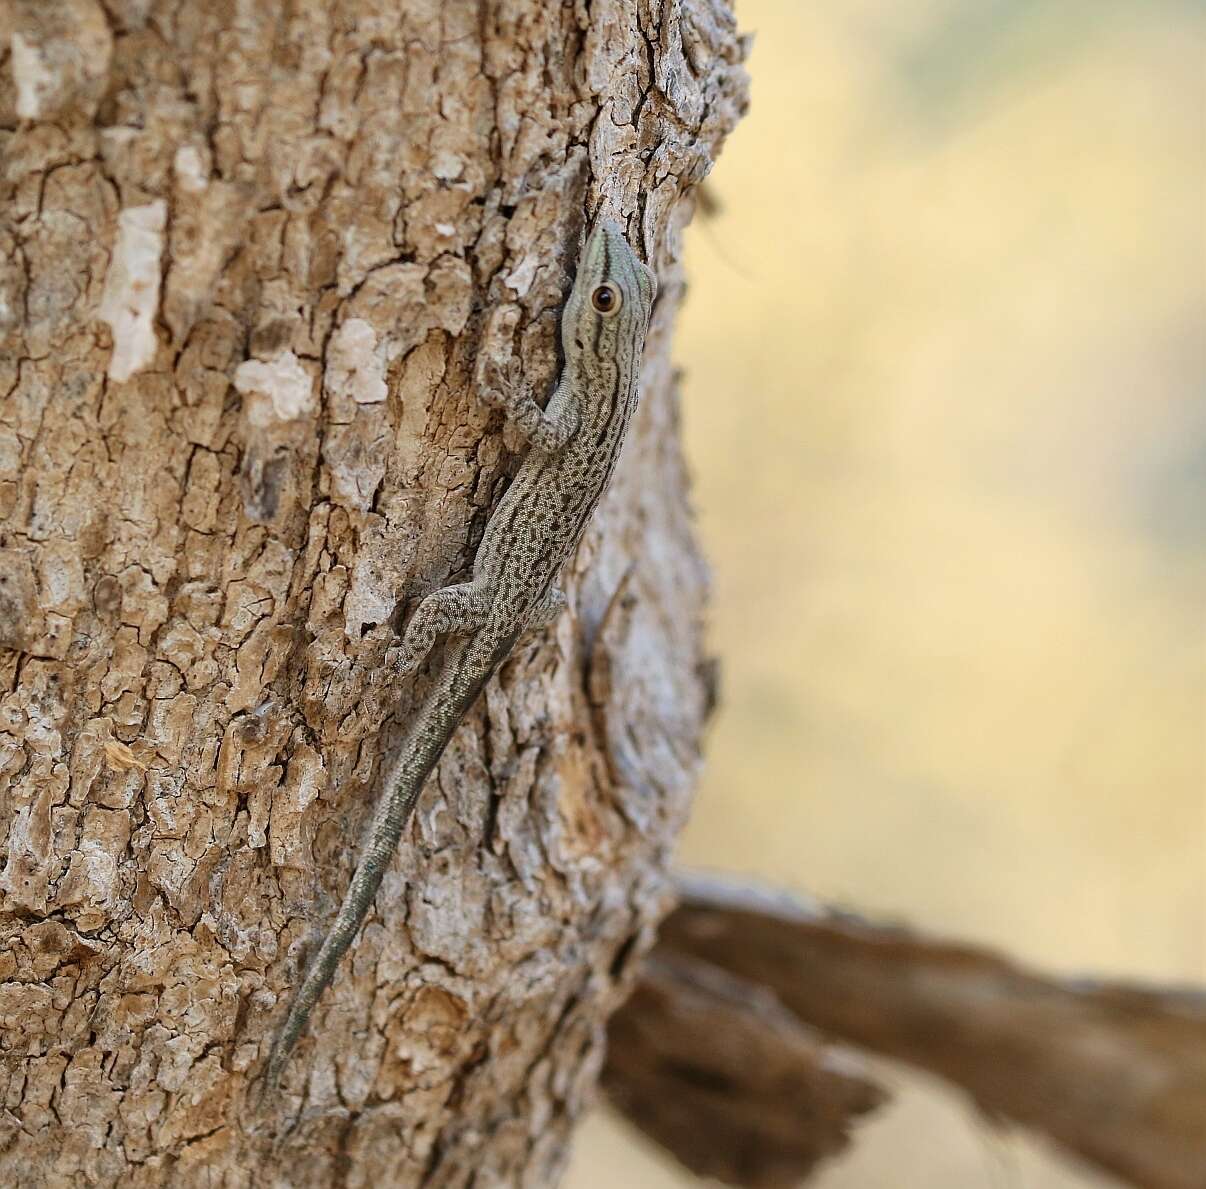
xmin=590 ymin=282 xmax=622 ymax=315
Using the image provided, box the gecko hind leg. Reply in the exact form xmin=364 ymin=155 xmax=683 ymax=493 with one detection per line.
xmin=393 ymin=581 xmax=491 ymax=676
xmin=526 ymin=586 xmax=567 ymax=634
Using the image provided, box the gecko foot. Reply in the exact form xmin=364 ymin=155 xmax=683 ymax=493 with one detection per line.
xmin=527 ymin=586 xmax=568 ymax=633
xmin=394 ymin=582 xmax=490 ymax=675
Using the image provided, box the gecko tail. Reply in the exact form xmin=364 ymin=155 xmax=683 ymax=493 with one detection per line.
xmin=264 ymin=834 xmax=395 ymax=1084
xmin=264 ymin=779 xmax=416 ymax=1086
xmin=264 ymin=744 xmax=441 ymax=1089
xmin=263 ymin=638 xmax=500 ymax=1089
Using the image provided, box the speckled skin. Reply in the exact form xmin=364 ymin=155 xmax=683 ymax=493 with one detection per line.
xmin=267 ymin=220 xmax=656 ymax=1083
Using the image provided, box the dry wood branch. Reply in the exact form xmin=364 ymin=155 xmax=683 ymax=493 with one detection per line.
xmin=602 ymin=952 xmax=887 ymax=1188
xmin=649 ymin=875 xmax=1206 ymax=1189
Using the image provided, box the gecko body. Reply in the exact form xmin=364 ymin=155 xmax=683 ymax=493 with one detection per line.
xmin=267 ymin=220 xmax=656 ymax=1083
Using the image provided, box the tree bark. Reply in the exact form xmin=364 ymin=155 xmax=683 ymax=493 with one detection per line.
xmin=0 ymin=2 xmax=748 ymax=1185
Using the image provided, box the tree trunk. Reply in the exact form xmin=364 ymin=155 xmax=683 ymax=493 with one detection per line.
xmin=0 ymin=2 xmax=747 ymax=1184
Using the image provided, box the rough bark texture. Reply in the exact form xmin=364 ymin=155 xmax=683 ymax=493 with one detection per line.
xmin=648 ymin=876 xmax=1206 ymax=1189
xmin=0 ymin=2 xmax=748 ymax=1185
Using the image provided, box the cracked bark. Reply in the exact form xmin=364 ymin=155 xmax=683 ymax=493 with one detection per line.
xmin=0 ymin=2 xmax=749 ymax=1185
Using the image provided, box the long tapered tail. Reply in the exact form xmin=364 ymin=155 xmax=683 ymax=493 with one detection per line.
xmin=265 ymin=639 xmax=504 ymax=1086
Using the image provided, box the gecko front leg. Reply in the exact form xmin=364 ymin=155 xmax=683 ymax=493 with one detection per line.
xmin=476 ymin=356 xmax=579 ymax=453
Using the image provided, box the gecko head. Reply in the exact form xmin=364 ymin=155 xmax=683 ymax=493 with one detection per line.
xmin=562 ymin=218 xmax=657 ymax=365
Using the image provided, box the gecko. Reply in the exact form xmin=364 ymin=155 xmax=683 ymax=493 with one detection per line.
xmin=265 ymin=218 xmax=657 ymax=1085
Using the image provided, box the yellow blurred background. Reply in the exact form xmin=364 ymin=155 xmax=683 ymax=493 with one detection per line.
xmin=570 ymin=1 xmax=1203 ymax=1186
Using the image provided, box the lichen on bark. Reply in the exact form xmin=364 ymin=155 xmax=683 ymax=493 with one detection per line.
xmin=0 ymin=1 xmax=748 ymax=1184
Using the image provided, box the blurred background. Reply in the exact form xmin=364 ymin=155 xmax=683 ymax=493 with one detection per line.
xmin=569 ymin=1 xmax=1203 ymax=1186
